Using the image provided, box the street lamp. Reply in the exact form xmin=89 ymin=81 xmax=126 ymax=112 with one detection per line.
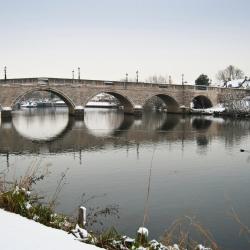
xmin=169 ymin=75 xmax=172 ymax=84
xmin=126 ymin=72 xmax=128 ymax=82
xmin=4 ymin=66 xmax=7 ymax=80
xmin=136 ymin=70 xmax=139 ymax=83
xmin=181 ymin=74 xmax=185 ymax=108
xmin=78 ymin=67 xmax=81 ymax=80
xmin=72 ymin=70 xmax=75 ymax=80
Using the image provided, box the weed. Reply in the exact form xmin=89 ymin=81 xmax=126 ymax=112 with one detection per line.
xmin=161 ymin=216 xmax=219 ymax=250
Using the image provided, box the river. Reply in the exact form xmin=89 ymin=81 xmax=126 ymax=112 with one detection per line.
xmin=0 ymin=107 xmax=250 ymax=249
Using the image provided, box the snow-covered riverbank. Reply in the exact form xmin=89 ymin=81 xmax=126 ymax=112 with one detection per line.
xmin=0 ymin=208 xmax=213 ymax=250
xmin=0 ymin=209 xmax=102 ymax=250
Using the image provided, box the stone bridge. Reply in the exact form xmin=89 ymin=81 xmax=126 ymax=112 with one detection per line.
xmin=0 ymin=77 xmax=249 ymax=119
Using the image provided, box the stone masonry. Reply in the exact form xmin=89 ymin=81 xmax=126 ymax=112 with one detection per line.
xmin=0 ymin=77 xmax=250 ymax=119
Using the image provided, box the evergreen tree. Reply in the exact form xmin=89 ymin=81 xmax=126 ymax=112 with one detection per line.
xmin=195 ymin=74 xmax=210 ymax=86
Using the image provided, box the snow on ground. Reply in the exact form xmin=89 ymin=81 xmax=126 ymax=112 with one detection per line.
xmin=0 ymin=209 xmax=103 ymax=250
xmin=214 ymin=79 xmax=250 ymax=88
xmin=205 ymin=104 xmax=225 ymax=113
xmin=191 ymin=104 xmax=225 ymax=114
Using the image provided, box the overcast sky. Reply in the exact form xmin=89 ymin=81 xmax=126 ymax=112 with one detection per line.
xmin=1 ymin=0 xmax=250 ymax=84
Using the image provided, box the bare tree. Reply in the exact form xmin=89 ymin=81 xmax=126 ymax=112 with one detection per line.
xmin=216 ymin=65 xmax=244 ymax=82
xmin=145 ymin=74 xmax=168 ymax=84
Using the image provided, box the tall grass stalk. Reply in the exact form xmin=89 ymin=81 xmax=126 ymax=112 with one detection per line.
xmin=142 ymin=146 xmax=156 ymax=227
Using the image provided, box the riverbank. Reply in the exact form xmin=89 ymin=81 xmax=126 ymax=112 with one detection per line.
xmin=0 ymin=207 xmax=212 ymax=250
xmin=0 ymin=180 xmax=213 ymax=250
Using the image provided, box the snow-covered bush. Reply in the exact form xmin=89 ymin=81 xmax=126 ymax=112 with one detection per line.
xmin=0 ymin=184 xmax=73 ymax=231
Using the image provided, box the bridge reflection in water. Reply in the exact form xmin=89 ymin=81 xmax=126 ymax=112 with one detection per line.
xmin=2 ymin=108 xmax=250 ymax=250
xmin=0 ymin=108 xmax=249 ymax=155
xmin=0 ymin=107 xmax=219 ymax=155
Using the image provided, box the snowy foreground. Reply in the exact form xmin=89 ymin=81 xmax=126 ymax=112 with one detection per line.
xmin=0 ymin=209 xmax=102 ymax=250
xmin=0 ymin=208 xmax=211 ymax=250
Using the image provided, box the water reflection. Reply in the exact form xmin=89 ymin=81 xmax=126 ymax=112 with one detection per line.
xmin=192 ymin=117 xmax=212 ymax=130
xmin=12 ymin=108 xmax=69 ymax=141
xmin=133 ymin=112 xmax=180 ymax=131
xmin=157 ymin=114 xmax=180 ymax=131
xmin=0 ymin=109 xmax=249 ymax=154
xmin=112 ymin=115 xmax=134 ymax=136
xmin=0 ymin=119 xmax=12 ymax=130
xmin=196 ymin=135 xmax=209 ymax=147
xmin=84 ymin=108 xmax=129 ymax=137
xmin=1 ymin=108 xmax=250 ymax=249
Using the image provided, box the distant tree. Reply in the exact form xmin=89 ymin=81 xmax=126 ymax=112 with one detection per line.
xmin=195 ymin=74 xmax=210 ymax=86
xmin=216 ymin=65 xmax=244 ymax=82
xmin=146 ymin=75 xmax=167 ymax=84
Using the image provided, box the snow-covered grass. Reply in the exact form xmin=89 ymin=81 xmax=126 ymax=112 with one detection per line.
xmin=0 ymin=208 xmax=102 ymax=250
xmin=0 ymin=185 xmax=74 ymax=231
xmin=191 ymin=104 xmax=225 ymax=115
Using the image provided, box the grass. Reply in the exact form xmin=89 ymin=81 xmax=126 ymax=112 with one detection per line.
xmin=0 ymin=175 xmax=74 ymax=231
xmin=229 ymin=207 xmax=250 ymax=243
xmin=161 ymin=216 xmax=219 ymax=250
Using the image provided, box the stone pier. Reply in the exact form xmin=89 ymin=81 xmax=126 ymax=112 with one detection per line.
xmin=73 ymin=107 xmax=85 ymax=119
xmin=1 ymin=107 xmax=12 ymax=121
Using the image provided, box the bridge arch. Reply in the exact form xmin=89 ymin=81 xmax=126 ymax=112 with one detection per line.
xmin=192 ymin=95 xmax=213 ymax=109
xmin=143 ymin=94 xmax=180 ymax=113
xmin=11 ymin=87 xmax=76 ymax=114
xmin=84 ymin=91 xmax=135 ymax=114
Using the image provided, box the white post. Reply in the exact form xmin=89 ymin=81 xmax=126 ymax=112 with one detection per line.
xmin=78 ymin=206 xmax=87 ymax=227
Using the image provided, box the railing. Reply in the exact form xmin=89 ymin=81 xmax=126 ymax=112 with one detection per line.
xmin=0 ymin=77 xmax=249 ymax=93
xmin=0 ymin=78 xmax=38 ymax=84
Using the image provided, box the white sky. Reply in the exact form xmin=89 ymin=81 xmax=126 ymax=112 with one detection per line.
xmin=1 ymin=0 xmax=250 ymax=84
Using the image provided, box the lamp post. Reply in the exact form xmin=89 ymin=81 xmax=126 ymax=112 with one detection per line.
xmin=169 ymin=75 xmax=172 ymax=84
xmin=181 ymin=74 xmax=184 ymax=86
xmin=4 ymin=66 xmax=7 ymax=81
xmin=78 ymin=67 xmax=81 ymax=80
xmin=136 ymin=70 xmax=139 ymax=83
xmin=72 ymin=70 xmax=75 ymax=80
xmin=124 ymin=72 xmax=128 ymax=89
xmin=181 ymin=74 xmax=185 ymax=110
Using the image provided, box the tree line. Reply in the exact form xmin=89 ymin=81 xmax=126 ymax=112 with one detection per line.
xmin=142 ymin=65 xmax=247 ymax=86
xmin=195 ymin=65 xmax=246 ymax=86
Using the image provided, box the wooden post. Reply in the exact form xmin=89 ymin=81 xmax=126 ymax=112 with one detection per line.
xmin=78 ymin=206 xmax=87 ymax=228
xmin=136 ymin=227 xmax=149 ymax=246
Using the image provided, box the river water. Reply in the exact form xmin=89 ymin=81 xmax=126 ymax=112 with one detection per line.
xmin=1 ymin=107 xmax=250 ymax=249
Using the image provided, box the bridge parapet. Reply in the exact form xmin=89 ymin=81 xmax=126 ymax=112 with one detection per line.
xmin=0 ymin=77 xmax=248 ymax=93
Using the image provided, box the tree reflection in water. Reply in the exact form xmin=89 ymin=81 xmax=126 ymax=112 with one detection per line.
xmin=192 ymin=117 xmax=212 ymax=130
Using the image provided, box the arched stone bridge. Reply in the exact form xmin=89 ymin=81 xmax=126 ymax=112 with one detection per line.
xmin=0 ymin=77 xmax=249 ymax=119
